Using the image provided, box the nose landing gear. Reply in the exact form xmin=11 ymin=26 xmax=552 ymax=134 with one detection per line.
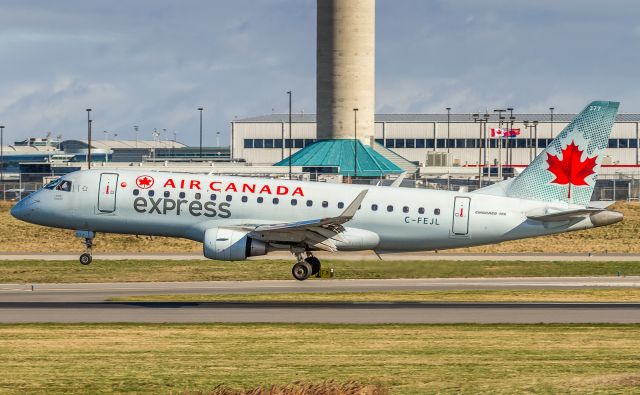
xmin=75 ymin=230 xmax=95 ymax=266
xmin=291 ymin=252 xmax=321 ymax=281
xmin=79 ymin=251 xmax=92 ymax=265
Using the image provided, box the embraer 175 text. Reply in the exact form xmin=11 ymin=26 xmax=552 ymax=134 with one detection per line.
xmin=11 ymin=101 xmax=624 ymax=280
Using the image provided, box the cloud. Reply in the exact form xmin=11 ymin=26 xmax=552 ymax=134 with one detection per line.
xmin=0 ymin=0 xmax=638 ymax=146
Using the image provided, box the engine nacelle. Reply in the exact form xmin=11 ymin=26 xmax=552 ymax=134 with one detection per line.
xmin=203 ymin=228 xmax=268 ymax=261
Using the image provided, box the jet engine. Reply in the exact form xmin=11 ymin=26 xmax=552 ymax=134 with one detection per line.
xmin=203 ymin=228 xmax=267 ymax=261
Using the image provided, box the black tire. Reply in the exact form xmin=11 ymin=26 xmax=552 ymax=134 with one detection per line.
xmin=79 ymin=253 xmax=92 ymax=265
xmin=305 ymin=256 xmax=321 ymax=276
xmin=292 ymin=261 xmax=312 ymax=281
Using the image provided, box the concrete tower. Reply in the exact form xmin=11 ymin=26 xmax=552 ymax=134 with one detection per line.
xmin=317 ymin=0 xmax=375 ymax=142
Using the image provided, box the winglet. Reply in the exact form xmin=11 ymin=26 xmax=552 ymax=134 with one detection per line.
xmin=390 ymin=172 xmax=407 ymax=187
xmin=340 ymin=189 xmax=368 ymax=219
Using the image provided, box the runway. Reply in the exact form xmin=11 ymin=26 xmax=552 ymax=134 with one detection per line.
xmin=1 ymin=278 xmax=640 ymax=323
xmin=1 ymin=301 xmax=640 ymax=324
xmin=2 ymin=251 xmax=639 ymax=261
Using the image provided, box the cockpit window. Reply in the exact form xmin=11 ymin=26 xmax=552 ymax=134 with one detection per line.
xmin=44 ymin=178 xmax=62 ymax=190
xmin=55 ymin=180 xmax=72 ymax=192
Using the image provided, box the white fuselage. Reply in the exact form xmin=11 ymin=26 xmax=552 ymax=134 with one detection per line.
xmin=11 ymin=169 xmax=603 ymax=253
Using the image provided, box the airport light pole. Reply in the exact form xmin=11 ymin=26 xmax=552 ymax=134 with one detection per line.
xmin=549 ymin=106 xmax=555 ymax=141
xmin=483 ymin=112 xmax=490 ymax=174
xmin=493 ymin=109 xmax=506 ymax=179
xmin=197 ymin=107 xmax=203 ymax=158
xmin=134 ymin=125 xmax=139 ymax=148
xmin=472 ymin=113 xmax=481 ymax=187
xmin=507 ymin=107 xmax=515 ymax=168
xmin=354 ymin=108 xmax=359 ymax=180
xmin=533 ymin=120 xmax=539 ymax=159
xmin=524 ymin=121 xmax=534 ymax=163
xmin=472 ymin=114 xmax=488 ymax=188
xmin=86 ymin=109 xmax=92 ymax=169
xmin=0 ymin=125 xmax=4 ymax=184
xmin=287 ymin=91 xmax=292 ymax=180
xmin=446 ymin=107 xmax=451 ymax=153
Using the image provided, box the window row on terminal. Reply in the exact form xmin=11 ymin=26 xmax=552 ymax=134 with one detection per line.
xmin=244 ymin=138 xmax=640 ymax=150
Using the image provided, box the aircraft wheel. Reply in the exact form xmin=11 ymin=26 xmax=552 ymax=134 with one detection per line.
xmin=79 ymin=253 xmax=92 ymax=265
xmin=292 ymin=261 xmax=312 ymax=281
xmin=305 ymin=256 xmax=321 ymax=276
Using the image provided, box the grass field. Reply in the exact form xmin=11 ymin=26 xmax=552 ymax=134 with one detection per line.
xmin=2 ymin=201 xmax=640 ymax=254
xmin=110 ymin=289 xmax=640 ymax=303
xmin=0 ymin=259 xmax=637 ymax=283
xmin=1 ymin=323 xmax=640 ymax=394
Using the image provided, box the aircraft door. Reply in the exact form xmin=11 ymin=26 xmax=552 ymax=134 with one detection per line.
xmin=451 ymin=197 xmax=470 ymax=235
xmin=98 ymin=173 xmax=119 ymax=213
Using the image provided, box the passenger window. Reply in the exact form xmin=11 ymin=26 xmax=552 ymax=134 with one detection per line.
xmin=179 ymin=192 xmax=186 ymax=199
xmin=257 ymin=197 xmax=264 ymax=203
xmin=306 ymin=200 xmax=313 ymax=207
xmin=210 ymin=194 xmax=217 ymax=201
xmin=164 ymin=191 xmax=170 ymax=198
xmin=371 ymin=204 xmax=378 ymax=211
xmin=418 ymin=207 xmax=425 ymax=214
xmin=226 ymin=195 xmax=232 ymax=202
xmin=195 ymin=193 xmax=201 ymax=200
xmin=338 ymin=202 xmax=344 ymax=209
xmin=148 ymin=190 xmax=155 ymax=197
xmin=434 ymin=208 xmax=440 ymax=215
xmin=133 ymin=189 xmax=139 ymax=196
xmin=322 ymin=201 xmax=328 ymax=208
xmin=387 ymin=205 xmax=393 ymax=212
xmin=241 ymin=196 xmax=248 ymax=203
xmin=291 ymin=199 xmax=298 ymax=206
xmin=56 ymin=180 xmax=72 ymax=192
xmin=403 ymin=206 xmax=409 ymax=213
xmin=273 ymin=198 xmax=279 ymax=204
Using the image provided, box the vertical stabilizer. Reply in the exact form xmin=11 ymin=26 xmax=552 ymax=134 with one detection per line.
xmin=506 ymin=101 xmax=619 ymax=205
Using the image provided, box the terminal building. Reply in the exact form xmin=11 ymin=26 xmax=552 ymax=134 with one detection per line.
xmin=0 ymin=137 xmax=231 ymax=184
xmin=232 ymin=112 xmax=640 ymax=179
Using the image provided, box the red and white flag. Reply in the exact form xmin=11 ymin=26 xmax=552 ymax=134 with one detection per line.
xmin=491 ymin=128 xmax=521 ymax=138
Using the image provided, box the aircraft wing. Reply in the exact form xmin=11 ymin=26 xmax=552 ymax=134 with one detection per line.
xmin=231 ymin=189 xmax=368 ymax=252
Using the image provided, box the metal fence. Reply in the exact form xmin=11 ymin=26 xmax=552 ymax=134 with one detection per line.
xmin=3 ymin=172 xmax=640 ymax=202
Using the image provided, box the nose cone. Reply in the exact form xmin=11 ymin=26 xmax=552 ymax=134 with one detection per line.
xmin=10 ymin=194 xmax=39 ymax=222
xmin=10 ymin=203 xmax=22 ymax=220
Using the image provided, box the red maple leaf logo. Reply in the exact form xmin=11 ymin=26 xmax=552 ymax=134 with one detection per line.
xmin=546 ymin=140 xmax=597 ymax=199
xmin=136 ymin=175 xmax=154 ymax=189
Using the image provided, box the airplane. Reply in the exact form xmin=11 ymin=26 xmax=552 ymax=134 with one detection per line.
xmin=11 ymin=101 xmax=623 ymax=281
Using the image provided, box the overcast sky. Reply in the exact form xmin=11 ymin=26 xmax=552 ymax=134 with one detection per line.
xmin=1 ymin=0 xmax=639 ymax=146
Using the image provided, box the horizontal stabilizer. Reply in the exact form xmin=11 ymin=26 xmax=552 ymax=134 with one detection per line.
xmin=586 ymin=200 xmax=616 ymax=209
xmin=526 ymin=208 xmax=603 ymax=222
xmin=527 ymin=207 xmax=623 ymax=227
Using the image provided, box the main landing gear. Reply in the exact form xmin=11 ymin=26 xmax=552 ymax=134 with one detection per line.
xmin=75 ymin=230 xmax=95 ymax=265
xmin=291 ymin=252 xmax=321 ymax=281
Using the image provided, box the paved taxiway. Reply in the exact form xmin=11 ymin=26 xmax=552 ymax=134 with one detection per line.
xmin=2 ymin=252 xmax=639 ymax=261
xmin=2 ymin=278 xmax=640 ymax=323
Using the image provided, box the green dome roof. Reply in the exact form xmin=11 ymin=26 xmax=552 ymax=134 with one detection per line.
xmin=274 ymin=139 xmax=403 ymax=177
